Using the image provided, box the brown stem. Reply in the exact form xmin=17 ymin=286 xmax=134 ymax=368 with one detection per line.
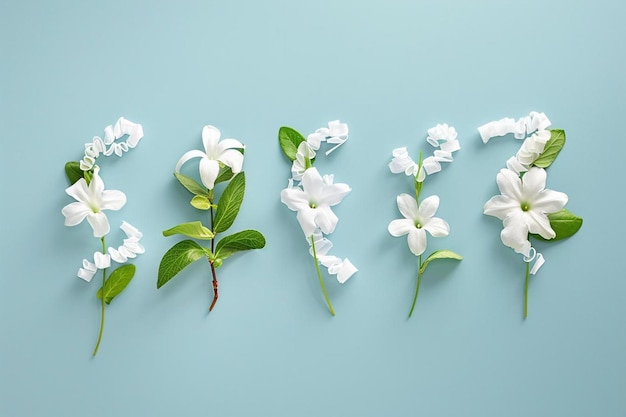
xmin=209 ymin=261 xmax=219 ymax=312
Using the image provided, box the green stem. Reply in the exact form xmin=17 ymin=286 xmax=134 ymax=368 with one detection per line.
xmin=310 ymin=235 xmax=335 ymax=316
xmin=524 ymin=260 xmax=530 ymax=319
xmin=408 ymin=255 xmax=423 ymax=318
xmin=93 ymin=237 xmax=107 ymax=357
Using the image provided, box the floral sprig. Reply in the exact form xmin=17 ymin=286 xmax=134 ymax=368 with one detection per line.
xmin=279 ymin=120 xmax=357 ymax=316
xmin=158 ymin=125 xmax=266 ymax=312
xmin=388 ymin=123 xmax=463 ymax=318
xmin=62 ymin=117 xmax=145 ymax=356
xmin=479 ymin=112 xmax=583 ymax=318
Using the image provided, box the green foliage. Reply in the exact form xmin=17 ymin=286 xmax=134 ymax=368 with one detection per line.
xmin=214 ymin=165 xmax=235 ymax=185
xmin=96 ymin=264 xmax=136 ymax=305
xmin=533 ymin=129 xmax=565 ymax=168
xmin=157 ymin=240 xmax=207 ymax=288
xmin=278 ymin=126 xmax=306 ymax=161
xmin=531 ymin=208 xmax=583 ymax=241
xmin=64 ymin=161 xmax=84 ymax=185
xmin=215 ymin=229 xmax=266 ymax=260
xmin=162 ymin=221 xmax=214 ymax=240
xmin=174 ymin=172 xmax=209 ymax=196
xmin=213 ymin=172 xmax=245 ymax=233
xmin=190 ymin=195 xmax=211 ymax=210
xmin=419 ymin=250 xmax=463 ymax=275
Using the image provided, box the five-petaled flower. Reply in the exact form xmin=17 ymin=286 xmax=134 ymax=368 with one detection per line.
xmin=280 ymin=167 xmax=351 ymax=237
xmin=62 ymin=167 xmax=127 ymax=237
xmin=175 ymin=125 xmax=244 ymax=190
xmin=388 ymin=193 xmax=450 ymax=256
xmin=483 ymin=167 xmax=568 ymax=256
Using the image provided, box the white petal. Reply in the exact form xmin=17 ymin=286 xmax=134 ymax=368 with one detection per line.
xmin=318 ymin=183 xmax=351 ymax=206
xmin=62 ymin=202 xmax=90 ymax=226
xmin=314 ymin=205 xmax=339 ymax=234
xmin=202 ymin=125 xmax=221 ymax=155
xmin=65 ymin=178 xmax=90 ymax=203
xmin=216 ymin=138 xmax=244 ymax=154
xmin=407 ymin=228 xmax=427 ymax=256
xmin=120 ymin=221 xmax=142 ymax=239
xmin=300 ymin=167 xmax=324 ymax=200
xmin=388 ymin=219 xmax=414 ymax=237
xmin=483 ymin=195 xmax=519 ymax=221
xmin=501 ymin=212 xmax=531 ymax=256
xmin=94 ymin=252 xmax=111 ymax=269
xmin=280 ymin=187 xmax=309 ymax=211
xmin=296 ymin=208 xmax=318 ymax=237
xmin=327 ymin=120 xmax=348 ymax=138
xmin=175 ymin=149 xmax=206 ymax=173
xmin=199 ymin=158 xmax=220 ymax=189
xmin=86 ymin=212 xmax=110 ymax=237
xmin=396 ymin=193 xmax=418 ymax=221
xmin=526 ymin=210 xmax=556 ymax=239
xmin=77 ymin=268 xmax=96 ymax=282
xmin=108 ymin=247 xmax=128 ymax=264
xmin=496 ymin=168 xmax=523 ymax=201
xmin=336 ymin=259 xmax=357 ymax=283
xmin=419 ymin=195 xmax=440 ymax=219
xmin=533 ymin=189 xmax=568 ymax=213
xmin=424 ymin=217 xmax=449 ymax=237
xmin=422 ymin=156 xmax=441 ymax=175
xmin=218 ymin=149 xmax=244 ymax=173
xmin=100 ymin=190 xmax=126 ymax=211
xmin=521 ymin=167 xmax=547 ymax=200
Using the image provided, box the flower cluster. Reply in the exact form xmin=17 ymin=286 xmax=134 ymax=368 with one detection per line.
xmin=279 ymin=121 xmax=356 ymax=315
xmin=388 ymin=124 xmax=462 ymax=317
xmin=479 ymin=111 xmax=582 ymax=318
xmin=61 ymin=117 xmax=145 ymax=356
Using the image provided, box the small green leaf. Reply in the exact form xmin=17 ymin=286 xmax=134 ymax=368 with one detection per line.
xmin=158 ymin=240 xmax=207 ymax=288
xmin=533 ymin=129 xmax=565 ymax=168
xmin=215 ymin=229 xmax=266 ymax=260
xmin=174 ymin=172 xmax=210 ymax=197
xmin=419 ymin=250 xmax=463 ymax=275
xmin=162 ymin=221 xmax=214 ymax=240
xmin=214 ymin=165 xmax=235 ymax=185
xmin=97 ymin=264 xmax=136 ymax=304
xmin=278 ymin=126 xmax=306 ymax=161
xmin=531 ymin=208 xmax=583 ymax=241
xmin=64 ymin=161 xmax=84 ymax=185
xmin=213 ymin=172 xmax=246 ymax=234
xmin=190 ymin=195 xmax=211 ymax=210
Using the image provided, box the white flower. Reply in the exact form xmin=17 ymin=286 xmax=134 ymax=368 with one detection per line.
xmin=388 ymin=194 xmax=450 ymax=256
xmin=483 ymin=167 xmax=568 ymax=256
xmin=281 ymin=167 xmax=351 ymax=237
xmin=175 ymin=125 xmax=244 ymax=190
xmin=291 ymin=142 xmax=316 ymax=181
xmin=108 ymin=221 xmax=145 ymax=264
xmin=62 ymin=167 xmax=127 ymax=237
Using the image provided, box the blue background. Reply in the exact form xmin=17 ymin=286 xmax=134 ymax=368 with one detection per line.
xmin=2 ymin=0 xmax=625 ymax=416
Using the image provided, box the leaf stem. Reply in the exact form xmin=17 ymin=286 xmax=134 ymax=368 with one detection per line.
xmin=408 ymin=255 xmax=423 ymax=318
xmin=310 ymin=235 xmax=335 ymax=316
xmin=93 ymin=237 xmax=107 ymax=357
xmin=524 ymin=260 xmax=530 ymax=319
xmin=209 ymin=261 xmax=219 ymax=312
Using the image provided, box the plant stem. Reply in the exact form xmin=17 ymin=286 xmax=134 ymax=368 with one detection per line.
xmin=310 ymin=235 xmax=335 ymax=316
xmin=93 ymin=237 xmax=107 ymax=357
xmin=408 ymin=255 xmax=423 ymax=318
xmin=523 ymin=260 xmax=530 ymax=319
xmin=209 ymin=261 xmax=219 ymax=312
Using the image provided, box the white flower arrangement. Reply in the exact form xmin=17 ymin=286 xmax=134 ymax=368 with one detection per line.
xmin=62 ymin=117 xmax=145 ymax=356
xmin=279 ymin=120 xmax=357 ymax=316
xmin=479 ymin=111 xmax=583 ymax=318
xmin=388 ymin=124 xmax=463 ymax=318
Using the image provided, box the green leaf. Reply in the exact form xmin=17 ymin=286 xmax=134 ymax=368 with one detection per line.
xmin=162 ymin=221 xmax=214 ymax=240
xmin=174 ymin=172 xmax=209 ymax=197
xmin=419 ymin=250 xmax=463 ymax=275
xmin=215 ymin=229 xmax=266 ymax=260
xmin=533 ymin=129 xmax=565 ymax=168
xmin=214 ymin=165 xmax=235 ymax=185
xmin=213 ymin=172 xmax=245 ymax=234
xmin=97 ymin=264 xmax=136 ymax=305
xmin=278 ymin=126 xmax=306 ymax=161
xmin=190 ymin=195 xmax=211 ymax=210
xmin=64 ymin=161 xmax=84 ymax=185
xmin=531 ymin=208 xmax=583 ymax=241
xmin=158 ymin=240 xmax=207 ymax=288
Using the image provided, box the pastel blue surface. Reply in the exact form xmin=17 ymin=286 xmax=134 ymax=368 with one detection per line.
xmin=1 ymin=0 xmax=625 ymax=416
